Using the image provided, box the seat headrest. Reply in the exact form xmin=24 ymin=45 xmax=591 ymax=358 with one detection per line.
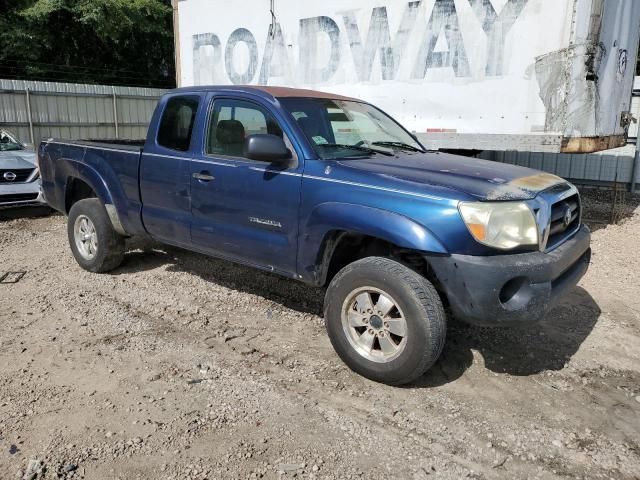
xmin=216 ymin=120 xmax=245 ymax=145
xmin=297 ymin=117 xmax=319 ymax=138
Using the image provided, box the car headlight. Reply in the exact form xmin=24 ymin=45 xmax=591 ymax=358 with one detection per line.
xmin=459 ymin=201 xmax=538 ymax=250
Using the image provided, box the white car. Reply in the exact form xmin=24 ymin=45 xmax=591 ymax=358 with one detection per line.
xmin=0 ymin=129 xmax=46 ymax=210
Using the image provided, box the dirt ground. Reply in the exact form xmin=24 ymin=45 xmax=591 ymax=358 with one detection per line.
xmin=1 ymin=189 xmax=639 ymax=480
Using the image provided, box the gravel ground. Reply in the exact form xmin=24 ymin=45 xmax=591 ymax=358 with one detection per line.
xmin=1 ymin=190 xmax=639 ymax=480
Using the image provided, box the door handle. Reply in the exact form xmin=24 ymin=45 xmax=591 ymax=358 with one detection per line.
xmin=193 ymin=171 xmax=215 ymax=182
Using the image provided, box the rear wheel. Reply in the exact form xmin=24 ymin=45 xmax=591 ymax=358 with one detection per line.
xmin=324 ymin=257 xmax=446 ymax=385
xmin=67 ymin=199 xmax=125 ymax=272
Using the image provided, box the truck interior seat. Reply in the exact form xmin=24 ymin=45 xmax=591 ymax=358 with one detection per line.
xmin=266 ymin=119 xmax=284 ymax=138
xmin=216 ymin=120 xmax=245 ymax=157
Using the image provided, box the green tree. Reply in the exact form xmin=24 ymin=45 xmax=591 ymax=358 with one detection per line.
xmin=0 ymin=0 xmax=175 ymax=87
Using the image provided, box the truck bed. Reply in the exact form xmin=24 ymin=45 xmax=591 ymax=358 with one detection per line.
xmin=39 ymin=138 xmax=147 ymax=236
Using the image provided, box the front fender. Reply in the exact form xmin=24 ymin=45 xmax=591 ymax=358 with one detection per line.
xmin=298 ymin=202 xmax=448 ymax=284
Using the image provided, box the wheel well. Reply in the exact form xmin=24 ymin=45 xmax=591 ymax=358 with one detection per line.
xmin=322 ymin=232 xmax=445 ymax=301
xmin=65 ymin=177 xmax=97 ymax=213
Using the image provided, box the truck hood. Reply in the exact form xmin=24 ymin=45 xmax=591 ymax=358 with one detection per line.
xmin=338 ymin=152 xmax=566 ymax=201
xmin=0 ymin=150 xmax=37 ymax=169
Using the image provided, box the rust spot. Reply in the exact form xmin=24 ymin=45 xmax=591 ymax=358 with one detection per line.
xmin=561 ymin=135 xmax=626 ymax=154
xmin=508 ymin=173 xmax=565 ymax=190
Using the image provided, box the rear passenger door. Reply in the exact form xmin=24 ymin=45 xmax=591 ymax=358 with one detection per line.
xmin=140 ymin=95 xmax=201 ymax=246
xmin=190 ymin=96 xmax=303 ymax=276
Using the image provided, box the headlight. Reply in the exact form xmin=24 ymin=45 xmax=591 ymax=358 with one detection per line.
xmin=459 ymin=202 xmax=538 ymax=250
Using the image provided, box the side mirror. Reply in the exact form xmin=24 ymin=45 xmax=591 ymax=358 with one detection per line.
xmin=244 ymin=134 xmax=291 ymax=164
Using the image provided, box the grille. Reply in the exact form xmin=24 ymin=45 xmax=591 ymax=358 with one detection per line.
xmin=0 ymin=193 xmax=39 ymax=203
xmin=547 ymin=193 xmax=580 ymax=249
xmin=0 ymin=168 xmax=35 ymax=183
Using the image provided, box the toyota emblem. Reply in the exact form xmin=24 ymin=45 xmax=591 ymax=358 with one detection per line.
xmin=3 ymin=171 xmax=17 ymax=182
xmin=563 ymin=207 xmax=572 ymax=227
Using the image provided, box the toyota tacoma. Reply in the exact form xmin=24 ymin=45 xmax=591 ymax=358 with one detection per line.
xmin=38 ymin=86 xmax=591 ymax=385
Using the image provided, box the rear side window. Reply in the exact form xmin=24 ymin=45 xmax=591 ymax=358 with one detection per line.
xmin=157 ymin=96 xmax=200 ymax=152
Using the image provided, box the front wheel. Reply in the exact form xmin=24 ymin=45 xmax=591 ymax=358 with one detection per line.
xmin=67 ymin=198 xmax=125 ymax=273
xmin=324 ymin=257 xmax=446 ymax=385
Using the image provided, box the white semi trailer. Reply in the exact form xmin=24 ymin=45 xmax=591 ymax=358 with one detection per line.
xmin=173 ymin=0 xmax=640 ymax=153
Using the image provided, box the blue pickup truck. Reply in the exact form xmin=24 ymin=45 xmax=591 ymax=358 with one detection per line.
xmin=39 ymin=86 xmax=591 ymax=385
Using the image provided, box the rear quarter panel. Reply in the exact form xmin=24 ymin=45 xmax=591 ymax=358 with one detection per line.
xmin=40 ymin=142 xmax=145 ymax=236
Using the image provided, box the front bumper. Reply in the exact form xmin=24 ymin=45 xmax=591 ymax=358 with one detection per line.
xmin=428 ymin=225 xmax=591 ymax=327
xmin=0 ymin=179 xmax=47 ymax=210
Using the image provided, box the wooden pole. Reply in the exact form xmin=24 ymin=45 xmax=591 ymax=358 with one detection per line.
xmin=172 ymin=0 xmax=182 ymax=88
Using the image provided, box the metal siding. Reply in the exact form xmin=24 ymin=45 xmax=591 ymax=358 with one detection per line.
xmin=529 ymin=152 xmax=543 ymax=171
xmin=569 ymin=156 xmax=586 ymax=179
xmin=555 ymin=155 xmax=572 ymax=178
xmin=542 ymin=153 xmax=557 ymax=173
xmin=584 ymin=155 xmax=601 ymax=179
xmin=0 ymin=79 xmax=165 ymax=143
xmin=0 ymin=79 xmax=164 ymax=97
xmin=477 ymin=147 xmax=636 ymax=186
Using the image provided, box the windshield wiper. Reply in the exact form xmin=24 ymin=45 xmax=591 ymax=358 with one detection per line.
xmin=372 ymin=141 xmax=424 ymax=153
xmin=318 ymin=143 xmax=394 ymax=157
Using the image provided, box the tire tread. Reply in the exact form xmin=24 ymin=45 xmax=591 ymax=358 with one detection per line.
xmin=67 ymin=199 xmax=125 ymax=273
xmin=325 ymin=256 xmax=446 ymax=385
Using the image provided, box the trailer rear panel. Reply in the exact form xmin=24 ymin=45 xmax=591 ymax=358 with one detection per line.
xmin=175 ymin=0 xmax=640 ymax=153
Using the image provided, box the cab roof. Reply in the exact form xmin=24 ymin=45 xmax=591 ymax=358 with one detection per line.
xmin=171 ymin=85 xmax=359 ymax=102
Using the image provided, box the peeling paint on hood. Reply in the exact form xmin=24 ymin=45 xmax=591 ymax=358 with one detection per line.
xmin=484 ymin=172 xmax=565 ymax=200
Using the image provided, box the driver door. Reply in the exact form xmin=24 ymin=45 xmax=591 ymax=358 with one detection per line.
xmin=190 ymin=96 xmax=303 ymax=276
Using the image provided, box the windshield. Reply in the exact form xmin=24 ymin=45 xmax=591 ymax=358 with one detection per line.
xmin=0 ymin=130 xmax=24 ymax=152
xmin=279 ymin=98 xmax=424 ymax=160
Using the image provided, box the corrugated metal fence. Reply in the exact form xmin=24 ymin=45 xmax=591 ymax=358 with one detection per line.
xmin=0 ymin=79 xmax=166 ymax=144
xmin=477 ymin=144 xmax=638 ymax=186
xmin=478 ymin=77 xmax=640 ymax=192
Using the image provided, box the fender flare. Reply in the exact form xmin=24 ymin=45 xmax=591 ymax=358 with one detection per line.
xmin=62 ymin=160 xmax=115 ymax=207
xmin=300 ymin=202 xmax=448 ymax=284
xmin=57 ymin=159 xmax=127 ymax=235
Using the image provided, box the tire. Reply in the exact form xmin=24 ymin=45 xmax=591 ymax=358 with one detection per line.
xmin=324 ymin=256 xmax=446 ymax=386
xmin=67 ymin=198 xmax=125 ymax=273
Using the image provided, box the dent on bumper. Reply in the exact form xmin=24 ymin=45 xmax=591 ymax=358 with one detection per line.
xmin=428 ymin=225 xmax=591 ymax=327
